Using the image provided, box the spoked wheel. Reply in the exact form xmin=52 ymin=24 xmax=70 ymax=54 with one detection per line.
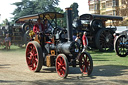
xmin=26 ymin=41 xmax=43 ymax=72
xmin=56 ymin=54 xmax=69 ymax=79
xmin=79 ymin=52 xmax=93 ymax=75
xmin=95 ymin=29 xmax=114 ymax=52
xmin=22 ymin=23 xmax=33 ymax=33
xmin=114 ymin=35 xmax=128 ymax=57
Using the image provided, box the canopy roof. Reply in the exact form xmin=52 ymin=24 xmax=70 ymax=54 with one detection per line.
xmin=80 ymin=14 xmax=123 ymax=21
xmin=15 ymin=12 xmax=64 ymax=23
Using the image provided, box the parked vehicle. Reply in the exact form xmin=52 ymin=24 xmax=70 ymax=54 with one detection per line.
xmin=11 ymin=22 xmax=33 ymax=47
xmin=0 ymin=22 xmax=33 ymax=47
xmin=114 ymin=29 xmax=128 ymax=57
xmin=73 ymin=14 xmax=123 ymax=51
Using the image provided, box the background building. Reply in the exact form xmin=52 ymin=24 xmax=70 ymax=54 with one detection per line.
xmin=89 ymin=0 xmax=128 ymax=26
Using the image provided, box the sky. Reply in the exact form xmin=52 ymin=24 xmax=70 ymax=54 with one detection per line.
xmin=0 ymin=0 xmax=89 ymax=23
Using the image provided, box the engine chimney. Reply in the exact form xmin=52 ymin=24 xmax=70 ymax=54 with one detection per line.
xmin=65 ymin=8 xmax=73 ymax=41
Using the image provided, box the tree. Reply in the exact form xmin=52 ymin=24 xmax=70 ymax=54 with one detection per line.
xmin=12 ymin=0 xmax=60 ymax=21
xmin=70 ymin=3 xmax=79 ymax=20
xmin=62 ymin=2 xmax=79 ymax=28
xmin=12 ymin=0 xmax=35 ymax=20
xmin=34 ymin=0 xmax=60 ymax=13
xmin=2 ymin=19 xmax=9 ymax=26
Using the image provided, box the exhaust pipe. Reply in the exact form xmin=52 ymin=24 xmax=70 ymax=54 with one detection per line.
xmin=56 ymin=8 xmax=80 ymax=55
xmin=65 ymin=8 xmax=73 ymax=41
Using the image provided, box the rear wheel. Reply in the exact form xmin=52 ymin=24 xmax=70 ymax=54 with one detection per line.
xmin=26 ymin=41 xmax=43 ymax=72
xmin=79 ymin=52 xmax=93 ymax=75
xmin=56 ymin=54 xmax=69 ymax=79
xmin=95 ymin=29 xmax=114 ymax=52
xmin=114 ymin=35 xmax=128 ymax=57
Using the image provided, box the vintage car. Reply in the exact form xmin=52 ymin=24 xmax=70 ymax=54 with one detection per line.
xmin=114 ymin=28 xmax=128 ymax=57
xmin=15 ymin=8 xmax=93 ymax=78
xmin=72 ymin=14 xmax=123 ymax=51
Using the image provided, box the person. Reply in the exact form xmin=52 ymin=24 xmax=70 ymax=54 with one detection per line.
xmin=4 ymin=33 xmax=11 ymax=50
xmin=73 ymin=34 xmax=77 ymax=41
xmin=82 ymin=31 xmax=88 ymax=52
xmin=33 ymin=18 xmax=45 ymax=34
xmin=44 ymin=19 xmax=52 ymax=33
xmin=75 ymin=34 xmax=81 ymax=44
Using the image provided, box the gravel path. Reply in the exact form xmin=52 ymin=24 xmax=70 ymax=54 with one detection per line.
xmin=0 ymin=49 xmax=128 ymax=85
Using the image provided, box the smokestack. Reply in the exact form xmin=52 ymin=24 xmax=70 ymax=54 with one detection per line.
xmin=65 ymin=8 xmax=73 ymax=41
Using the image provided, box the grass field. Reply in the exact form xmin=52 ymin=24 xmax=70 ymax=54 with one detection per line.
xmin=89 ymin=50 xmax=128 ymax=66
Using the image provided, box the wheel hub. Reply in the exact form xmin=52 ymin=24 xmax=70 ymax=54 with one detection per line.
xmin=106 ymin=37 xmax=109 ymax=43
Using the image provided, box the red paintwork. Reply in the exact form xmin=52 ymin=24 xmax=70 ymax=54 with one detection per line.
xmin=45 ymin=41 xmax=52 ymax=44
xmin=56 ymin=56 xmax=66 ymax=77
xmin=79 ymin=54 xmax=90 ymax=74
xmin=26 ymin=43 xmax=38 ymax=71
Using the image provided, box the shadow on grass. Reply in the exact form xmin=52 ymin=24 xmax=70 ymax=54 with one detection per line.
xmin=40 ymin=67 xmax=82 ymax=74
xmin=0 ymin=65 xmax=128 ymax=85
xmin=0 ymin=64 xmax=10 ymax=68
xmin=40 ymin=67 xmax=56 ymax=73
xmin=36 ymin=64 xmax=128 ymax=78
xmin=38 ymin=64 xmax=128 ymax=78
xmin=1 ymin=74 xmax=128 ymax=85
xmin=68 ymin=65 xmax=128 ymax=78
xmin=92 ymin=65 xmax=128 ymax=77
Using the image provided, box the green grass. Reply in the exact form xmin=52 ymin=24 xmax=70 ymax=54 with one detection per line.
xmin=0 ymin=45 xmax=25 ymax=53
xmin=88 ymin=50 xmax=128 ymax=66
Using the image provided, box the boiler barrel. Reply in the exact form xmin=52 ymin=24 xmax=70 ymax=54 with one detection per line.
xmin=57 ymin=41 xmax=80 ymax=55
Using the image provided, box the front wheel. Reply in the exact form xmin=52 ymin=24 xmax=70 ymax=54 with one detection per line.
xmin=114 ymin=35 xmax=128 ymax=57
xmin=79 ymin=52 xmax=93 ymax=75
xmin=26 ymin=41 xmax=43 ymax=72
xmin=56 ymin=54 xmax=69 ymax=79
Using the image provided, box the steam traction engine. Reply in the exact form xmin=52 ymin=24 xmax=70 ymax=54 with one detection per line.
xmin=73 ymin=14 xmax=123 ymax=51
xmin=16 ymin=8 xmax=93 ymax=78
